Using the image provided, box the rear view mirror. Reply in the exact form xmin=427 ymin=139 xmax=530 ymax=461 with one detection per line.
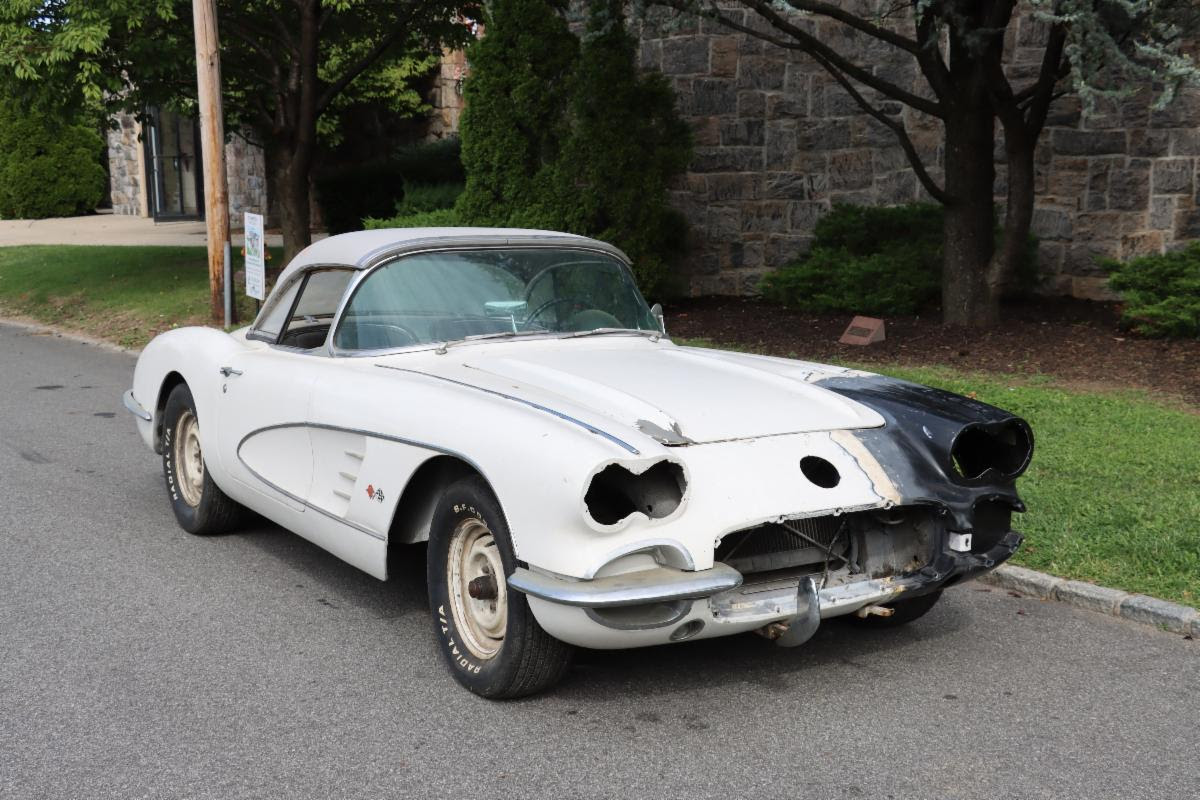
xmin=650 ymin=303 xmax=666 ymax=334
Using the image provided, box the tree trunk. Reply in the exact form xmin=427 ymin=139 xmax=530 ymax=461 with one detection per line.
xmin=989 ymin=130 xmax=1036 ymax=300
xmin=273 ymin=0 xmax=321 ymax=266
xmin=941 ymin=107 xmax=999 ymax=326
xmin=272 ymin=144 xmax=312 ymax=264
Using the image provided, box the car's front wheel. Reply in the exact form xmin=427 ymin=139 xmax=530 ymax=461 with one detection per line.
xmin=426 ymin=475 xmax=572 ymax=698
xmin=161 ymin=383 xmax=244 ymax=535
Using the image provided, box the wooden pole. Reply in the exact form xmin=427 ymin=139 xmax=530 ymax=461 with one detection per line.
xmin=192 ymin=0 xmax=230 ymax=323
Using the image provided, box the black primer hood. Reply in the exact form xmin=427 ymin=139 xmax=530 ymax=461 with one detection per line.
xmin=816 ymin=374 xmax=1034 ymax=532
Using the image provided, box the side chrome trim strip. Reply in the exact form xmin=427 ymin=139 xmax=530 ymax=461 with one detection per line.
xmin=235 ymin=422 xmax=494 ymax=542
xmin=123 ymin=390 xmax=152 ymax=421
xmin=507 ymin=563 xmax=743 ymax=608
xmin=375 ymin=365 xmax=640 ymax=455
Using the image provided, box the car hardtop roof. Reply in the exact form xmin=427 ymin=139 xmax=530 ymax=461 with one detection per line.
xmin=278 ymin=227 xmax=629 ymax=284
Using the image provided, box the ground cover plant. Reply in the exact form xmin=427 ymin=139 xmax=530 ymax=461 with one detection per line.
xmin=1104 ymin=243 xmax=1200 ymax=338
xmin=760 ymin=203 xmax=1038 ymax=316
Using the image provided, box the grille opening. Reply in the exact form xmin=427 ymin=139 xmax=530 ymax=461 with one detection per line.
xmin=716 ymin=516 xmax=846 ymax=574
xmin=584 ymin=460 xmax=686 ymax=526
xmin=800 ymin=456 xmax=840 ymax=488
xmin=951 ymin=421 xmax=1032 ymax=480
xmin=717 ymin=508 xmax=936 ymax=580
xmin=970 ymin=499 xmax=1013 ymax=553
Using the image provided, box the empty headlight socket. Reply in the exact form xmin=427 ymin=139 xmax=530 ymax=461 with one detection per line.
xmin=583 ymin=459 xmax=688 ymax=528
xmin=950 ymin=420 xmax=1034 ymax=481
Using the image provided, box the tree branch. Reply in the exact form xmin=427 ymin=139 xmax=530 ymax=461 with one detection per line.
xmin=682 ymin=0 xmax=943 ymax=117
xmin=1022 ymin=23 xmax=1068 ymax=138
xmin=781 ymin=0 xmax=919 ymax=53
xmin=223 ymin=18 xmax=284 ymax=90
xmin=315 ymin=26 xmax=409 ymax=115
xmin=913 ymin=2 xmax=953 ymax=101
xmin=810 ymin=47 xmax=952 ymax=204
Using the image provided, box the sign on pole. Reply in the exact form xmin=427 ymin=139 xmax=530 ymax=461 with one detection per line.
xmin=244 ymin=211 xmax=265 ymax=301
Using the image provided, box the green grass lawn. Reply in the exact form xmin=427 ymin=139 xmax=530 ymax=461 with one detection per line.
xmin=679 ymin=341 xmax=1200 ymax=609
xmin=864 ymin=365 xmax=1199 ymax=609
xmin=0 ymin=245 xmax=268 ymax=348
xmin=2 ymin=245 xmax=1196 ymax=608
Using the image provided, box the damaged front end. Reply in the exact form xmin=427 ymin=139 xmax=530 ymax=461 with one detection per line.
xmin=509 ymin=374 xmax=1032 ymax=650
xmin=706 ymin=502 xmax=1022 ymax=645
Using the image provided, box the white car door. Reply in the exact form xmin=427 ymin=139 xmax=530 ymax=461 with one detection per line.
xmin=216 ymin=268 xmax=356 ymax=514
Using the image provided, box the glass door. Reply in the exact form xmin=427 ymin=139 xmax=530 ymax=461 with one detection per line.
xmin=145 ymin=108 xmax=203 ymax=219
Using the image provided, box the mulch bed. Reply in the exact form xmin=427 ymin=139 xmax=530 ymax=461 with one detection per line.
xmin=665 ymin=296 xmax=1200 ymax=405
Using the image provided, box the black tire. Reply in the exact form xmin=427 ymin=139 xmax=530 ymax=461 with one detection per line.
xmin=161 ymin=383 xmax=244 ymax=535
xmin=426 ymin=475 xmax=572 ymax=699
xmin=849 ymin=590 xmax=943 ymax=628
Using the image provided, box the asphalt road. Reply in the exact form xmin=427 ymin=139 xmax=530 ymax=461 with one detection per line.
xmin=1 ymin=320 xmax=1197 ymax=800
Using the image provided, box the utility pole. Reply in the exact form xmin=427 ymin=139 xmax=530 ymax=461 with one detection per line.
xmin=192 ymin=0 xmax=232 ymax=324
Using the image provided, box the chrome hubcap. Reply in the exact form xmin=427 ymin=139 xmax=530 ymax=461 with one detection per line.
xmin=174 ymin=410 xmax=204 ymax=508
xmin=447 ymin=519 xmax=507 ymax=660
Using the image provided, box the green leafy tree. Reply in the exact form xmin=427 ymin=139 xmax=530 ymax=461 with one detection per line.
xmin=457 ymin=0 xmax=691 ymax=292
xmin=548 ymin=0 xmax=691 ymax=291
xmin=657 ymin=0 xmax=1200 ymax=325
xmin=0 ymin=99 xmax=106 ymax=219
xmin=455 ymin=0 xmax=578 ymax=223
xmin=0 ymin=1 xmax=477 ymax=260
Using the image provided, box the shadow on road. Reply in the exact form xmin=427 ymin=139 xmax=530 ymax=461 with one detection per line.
xmin=231 ymin=516 xmax=970 ymax=698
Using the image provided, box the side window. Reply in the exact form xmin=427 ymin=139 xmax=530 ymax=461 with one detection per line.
xmin=253 ymin=278 xmax=302 ymax=340
xmin=276 ymin=269 xmax=355 ymax=350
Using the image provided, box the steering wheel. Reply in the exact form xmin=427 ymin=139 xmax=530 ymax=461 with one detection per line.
xmin=520 ymin=297 xmax=580 ymax=331
xmin=522 ymin=262 xmax=574 ymax=306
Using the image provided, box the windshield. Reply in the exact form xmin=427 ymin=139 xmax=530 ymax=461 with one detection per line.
xmin=333 ymin=247 xmax=659 ymax=351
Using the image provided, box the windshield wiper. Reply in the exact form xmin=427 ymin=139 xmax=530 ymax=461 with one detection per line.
xmin=561 ymin=327 xmax=663 ymax=340
xmin=434 ymin=329 xmax=547 ymax=355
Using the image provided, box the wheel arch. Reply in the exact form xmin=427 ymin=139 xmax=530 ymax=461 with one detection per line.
xmin=153 ymin=371 xmax=188 ymax=454
xmin=386 ymin=454 xmax=485 ymax=549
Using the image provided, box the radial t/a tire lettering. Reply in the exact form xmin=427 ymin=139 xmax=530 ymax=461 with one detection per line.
xmin=426 ymin=475 xmax=572 ymax=699
xmin=161 ymin=383 xmax=244 ymax=535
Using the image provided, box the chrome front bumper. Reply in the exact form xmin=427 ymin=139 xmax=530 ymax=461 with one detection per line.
xmin=509 ymin=563 xmax=912 ymax=627
xmin=508 ymin=563 xmax=743 ymax=608
xmin=512 ymin=531 xmax=1020 ymax=650
xmin=123 ymin=389 xmax=152 ymax=421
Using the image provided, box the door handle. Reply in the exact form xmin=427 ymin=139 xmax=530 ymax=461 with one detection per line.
xmin=219 ymin=366 xmax=243 ymax=377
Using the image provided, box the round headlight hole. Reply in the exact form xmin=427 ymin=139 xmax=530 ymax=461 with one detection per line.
xmin=800 ymin=456 xmax=841 ymax=488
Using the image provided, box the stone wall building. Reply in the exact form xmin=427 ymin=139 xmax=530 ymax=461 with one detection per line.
xmin=631 ymin=9 xmax=1200 ymax=299
xmin=107 ymin=109 xmax=268 ymax=228
xmin=426 ymin=48 xmax=470 ymax=141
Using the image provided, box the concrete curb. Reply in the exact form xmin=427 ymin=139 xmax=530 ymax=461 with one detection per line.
xmin=979 ymin=565 xmax=1199 ymax=636
xmin=0 ymin=315 xmax=142 ymax=356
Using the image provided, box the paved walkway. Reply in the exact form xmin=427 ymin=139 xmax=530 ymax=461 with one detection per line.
xmin=0 ymin=212 xmax=325 ymax=248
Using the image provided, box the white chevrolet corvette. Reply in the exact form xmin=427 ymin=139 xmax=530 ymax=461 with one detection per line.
xmin=125 ymin=228 xmax=1033 ymax=698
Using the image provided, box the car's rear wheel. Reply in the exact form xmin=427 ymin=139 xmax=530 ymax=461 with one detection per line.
xmin=161 ymin=383 xmax=244 ymax=535
xmin=426 ymin=475 xmax=572 ymax=699
xmin=849 ymin=589 xmax=943 ymax=628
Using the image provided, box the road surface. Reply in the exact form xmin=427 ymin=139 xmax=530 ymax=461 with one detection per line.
xmin=1 ymin=321 xmax=1196 ymax=799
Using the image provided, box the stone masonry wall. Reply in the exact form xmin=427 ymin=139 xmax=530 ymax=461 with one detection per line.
xmin=107 ymin=115 xmax=145 ymax=217
xmin=426 ymin=48 xmax=470 ymax=141
xmin=634 ymin=7 xmax=1200 ymax=299
xmin=107 ymin=112 xmax=269 ymax=229
xmin=225 ymin=134 xmax=268 ymax=224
